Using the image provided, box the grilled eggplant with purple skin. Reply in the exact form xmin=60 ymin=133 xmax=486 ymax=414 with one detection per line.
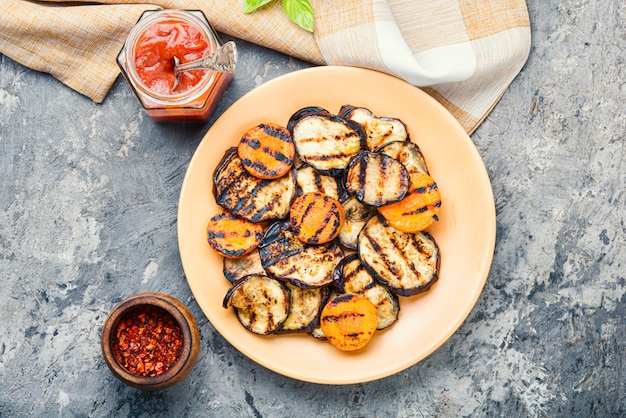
xmin=223 ymin=274 xmax=290 ymax=335
xmin=296 ymin=164 xmax=348 ymax=202
xmin=287 ymin=106 xmax=331 ymax=132
xmin=223 ymin=249 xmax=266 ymax=283
xmin=338 ymin=196 xmax=376 ymax=249
xmin=344 ymin=151 xmax=410 ymax=207
xmin=339 ymin=105 xmax=409 ymax=151
xmin=333 ymin=254 xmax=399 ymax=330
xmin=376 ymin=140 xmax=429 ymax=182
xmin=213 ymin=147 xmax=297 ymax=223
xmin=277 ymin=283 xmax=330 ymax=334
xmin=291 ymin=112 xmax=365 ymax=176
xmin=259 ymin=220 xmax=344 ymax=288
xmin=358 ymin=215 xmax=439 ymax=297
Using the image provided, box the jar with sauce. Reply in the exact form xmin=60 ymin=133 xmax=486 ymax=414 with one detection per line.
xmin=117 ymin=9 xmax=233 ymax=122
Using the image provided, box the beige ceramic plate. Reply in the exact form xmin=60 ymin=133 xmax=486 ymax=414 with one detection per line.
xmin=178 ymin=66 xmax=495 ymax=384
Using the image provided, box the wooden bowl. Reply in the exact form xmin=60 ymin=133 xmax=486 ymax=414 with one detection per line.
xmin=101 ymin=292 xmax=200 ymax=390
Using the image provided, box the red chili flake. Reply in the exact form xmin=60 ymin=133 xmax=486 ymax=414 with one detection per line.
xmin=112 ymin=305 xmax=183 ymax=377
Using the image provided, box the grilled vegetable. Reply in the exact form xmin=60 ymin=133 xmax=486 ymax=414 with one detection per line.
xmin=338 ymin=196 xmax=376 ymax=249
xmin=376 ymin=140 xmax=429 ymax=183
xmin=214 ymin=148 xmax=297 ymax=223
xmin=287 ymin=106 xmax=331 ymax=132
xmin=259 ymin=220 xmax=344 ymax=288
xmin=291 ymin=113 xmax=364 ymax=176
xmin=358 ymin=215 xmax=439 ymax=296
xmin=206 ymin=210 xmax=263 ymax=258
xmin=238 ymin=123 xmax=295 ymax=179
xmin=289 ymin=192 xmax=345 ymax=244
xmin=378 ymin=172 xmax=441 ymax=233
xmin=277 ymin=283 xmax=330 ymax=334
xmin=296 ymin=164 xmax=347 ymax=201
xmin=339 ymin=105 xmax=409 ymax=151
xmin=344 ymin=151 xmax=410 ymax=207
xmin=333 ymin=254 xmax=399 ymax=330
xmin=223 ymin=274 xmax=290 ymax=335
xmin=223 ymin=249 xmax=266 ymax=283
xmin=320 ymin=293 xmax=378 ymax=351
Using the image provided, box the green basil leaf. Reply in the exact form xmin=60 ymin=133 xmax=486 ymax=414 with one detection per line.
xmin=283 ymin=0 xmax=314 ymax=32
xmin=243 ymin=0 xmax=275 ymax=14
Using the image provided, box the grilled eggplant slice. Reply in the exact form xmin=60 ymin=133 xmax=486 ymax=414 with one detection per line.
xmin=376 ymin=140 xmax=429 ymax=183
xmin=277 ymin=283 xmax=330 ymax=334
xmin=206 ymin=210 xmax=263 ymax=258
xmin=223 ymin=274 xmax=290 ymax=335
xmin=287 ymin=106 xmax=331 ymax=132
xmin=296 ymin=164 xmax=347 ymax=201
xmin=223 ymin=249 xmax=266 ymax=283
xmin=291 ymin=113 xmax=364 ymax=176
xmin=333 ymin=254 xmax=399 ymax=330
xmin=259 ymin=220 xmax=344 ymax=288
xmin=344 ymin=151 xmax=410 ymax=207
xmin=338 ymin=196 xmax=376 ymax=249
xmin=358 ymin=215 xmax=439 ymax=297
xmin=339 ymin=105 xmax=409 ymax=151
xmin=214 ymin=148 xmax=297 ymax=223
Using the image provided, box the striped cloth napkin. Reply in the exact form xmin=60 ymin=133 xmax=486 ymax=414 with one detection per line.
xmin=0 ymin=0 xmax=530 ymax=134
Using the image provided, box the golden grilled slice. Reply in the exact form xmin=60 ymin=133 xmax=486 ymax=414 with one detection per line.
xmin=214 ymin=148 xmax=297 ymax=223
xmin=339 ymin=105 xmax=409 ymax=151
xmin=223 ymin=249 xmax=266 ymax=283
xmin=296 ymin=164 xmax=346 ymax=201
xmin=277 ymin=283 xmax=330 ymax=334
xmin=344 ymin=151 xmax=410 ymax=207
xmin=320 ymin=293 xmax=378 ymax=351
xmin=338 ymin=196 xmax=376 ymax=250
xmin=206 ymin=210 xmax=263 ymax=258
xmin=291 ymin=113 xmax=364 ymax=176
xmin=376 ymin=140 xmax=429 ymax=183
xmin=289 ymin=192 xmax=345 ymax=245
xmin=333 ymin=254 xmax=400 ymax=330
xmin=358 ymin=215 xmax=440 ymax=297
xmin=223 ymin=274 xmax=290 ymax=335
xmin=259 ymin=220 xmax=344 ymax=288
xmin=238 ymin=123 xmax=295 ymax=179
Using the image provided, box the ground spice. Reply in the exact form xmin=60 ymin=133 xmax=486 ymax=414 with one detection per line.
xmin=112 ymin=305 xmax=183 ymax=377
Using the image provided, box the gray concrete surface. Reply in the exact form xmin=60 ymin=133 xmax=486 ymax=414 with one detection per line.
xmin=1 ymin=1 xmax=624 ymax=417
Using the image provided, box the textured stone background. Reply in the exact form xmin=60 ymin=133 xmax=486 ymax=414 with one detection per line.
xmin=1 ymin=1 xmax=624 ymax=417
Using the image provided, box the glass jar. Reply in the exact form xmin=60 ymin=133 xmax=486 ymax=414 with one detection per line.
xmin=117 ymin=9 xmax=233 ymax=123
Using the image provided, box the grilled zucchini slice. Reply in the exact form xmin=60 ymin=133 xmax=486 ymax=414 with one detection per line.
xmin=296 ymin=164 xmax=347 ymax=201
xmin=376 ymin=140 xmax=429 ymax=183
xmin=358 ymin=215 xmax=440 ymax=296
xmin=291 ymin=113 xmax=364 ymax=176
xmin=277 ymin=283 xmax=330 ymax=334
xmin=333 ymin=254 xmax=399 ymax=330
xmin=259 ymin=220 xmax=344 ymax=288
xmin=339 ymin=105 xmax=409 ymax=151
xmin=223 ymin=274 xmax=290 ymax=335
xmin=214 ymin=148 xmax=297 ymax=223
xmin=338 ymin=196 xmax=376 ymax=250
xmin=344 ymin=151 xmax=410 ymax=207
xmin=223 ymin=249 xmax=266 ymax=283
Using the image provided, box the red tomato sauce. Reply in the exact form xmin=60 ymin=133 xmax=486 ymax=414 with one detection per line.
xmin=134 ymin=21 xmax=212 ymax=95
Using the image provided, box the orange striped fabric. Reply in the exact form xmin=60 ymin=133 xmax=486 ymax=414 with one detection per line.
xmin=0 ymin=0 xmax=530 ymax=134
